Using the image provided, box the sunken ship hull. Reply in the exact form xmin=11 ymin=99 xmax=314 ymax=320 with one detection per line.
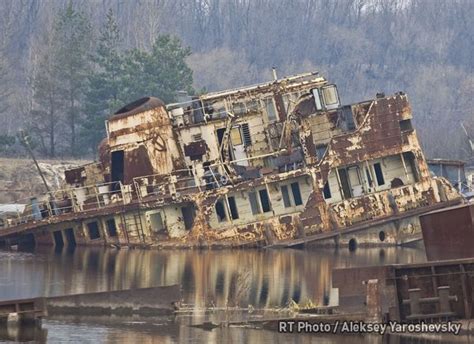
xmin=0 ymin=72 xmax=462 ymax=249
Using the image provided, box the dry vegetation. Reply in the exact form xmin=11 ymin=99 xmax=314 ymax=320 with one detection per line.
xmin=0 ymin=0 xmax=472 ymax=161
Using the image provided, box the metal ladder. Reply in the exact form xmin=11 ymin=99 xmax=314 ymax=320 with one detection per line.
xmin=119 ymin=210 xmax=146 ymax=244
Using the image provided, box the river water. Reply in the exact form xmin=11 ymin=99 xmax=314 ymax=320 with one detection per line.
xmin=0 ymin=244 xmax=462 ymax=343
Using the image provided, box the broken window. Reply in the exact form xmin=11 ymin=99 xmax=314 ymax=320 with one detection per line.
xmin=316 ymin=145 xmax=328 ymax=160
xmin=228 ymin=196 xmax=239 ymax=220
xmin=373 ymin=163 xmax=385 ymax=186
xmin=181 ymin=205 xmax=195 ymax=230
xmin=215 ymin=199 xmax=228 ymax=222
xmin=246 ymin=100 xmax=259 ymax=112
xmin=399 ymin=119 xmax=413 ymax=132
xmin=230 ymin=127 xmax=243 ymax=145
xmin=321 ymin=85 xmax=340 ymax=110
xmin=249 ymin=192 xmax=260 ymax=215
xmin=365 ymin=168 xmax=373 ymax=187
xmin=311 ymin=88 xmax=323 ymax=111
xmin=106 ymin=218 xmax=118 ymax=237
xmin=282 ymin=182 xmax=303 ymax=207
xmin=149 ymin=212 xmax=165 ymax=233
xmin=338 ymin=168 xmax=352 ymax=199
xmin=323 ymin=182 xmax=331 ymax=199
xmin=249 ymin=189 xmax=272 ymax=214
xmin=259 ymin=189 xmax=272 ymax=213
xmin=87 ymin=221 xmax=101 ymax=240
xmin=233 ymin=102 xmax=246 ymax=116
xmin=263 ymin=98 xmax=277 ymax=122
xmin=347 ymin=166 xmax=363 ymax=197
xmin=281 ymin=185 xmax=291 ymax=207
xmin=291 ymin=182 xmax=303 ymax=206
xmin=403 ymin=152 xmax=420 ymax=182
xmin=337 ymin=105 xmax=356 ymax=131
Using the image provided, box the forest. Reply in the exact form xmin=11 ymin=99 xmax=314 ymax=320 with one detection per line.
xmin=0 ymin=0 xmax=472 ymax=161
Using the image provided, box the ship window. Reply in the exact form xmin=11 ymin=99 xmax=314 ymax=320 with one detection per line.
xmin=230 ymin=127 xmax=243 ymax=145
xmin=249 ymin=192 xmax=260 ymax=214
xmin=281 ymin=185 xmax=291 ymax=207
xmin=264 ymin=98 xmax=277 ymax=122
xmin=365 ymin=168 xmax=373 ymax=187
xmin=215 ymin=199 xmax=228 ymax=222
xmin=181 ymin=204 xmax=195 ymax=230
xmin=228 ymin=196 xmax=239 ymax=220
xmin=338 ymin=168 xmax=352 ymax=199
xmin=311 ymin=88 xmax=323 ymax=110
xmin=316 ymin=145 xmax=328 ymax=160
xmin=241 ymin=123 xmax=252 ymax=146
xmin=399 ymin=119 xmax=413 ymax=132
xmin=259 ymin=189 xmax=272 ymax=213
xmin=233 ymin=102 xmax=246 ymax=116
xmin=291 ymin=182 xmax=303 ymax=206
xmin=106 ymin=218 xmax=118 ymax=237
xmin=192 ymin=133 xmax=202 ymax=142
xmin=323 ymin=181 xmax=331 ymax=199
xmin=149 ymin=212 xmax=165 ymax=233
xmin=87 ymin=221 xmax=101 ymax=240
xmin=374 ymin=163 xmax=385 ymax=186
xmin=322 ymin=85 xmax=339 ymax=108
xmin=246 ymin=100 xmax=259 ymax=112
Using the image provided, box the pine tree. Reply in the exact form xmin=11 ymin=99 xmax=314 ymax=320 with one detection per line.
xmin=54 ymin=3 xmax=92 ymax=156
xmin=82 ymin=9 xmax=123 ymax=154
xmin=121 ymin=35 xmax=194 ymax=104
xmin=30 ymin=34 xmax=63 ymax=157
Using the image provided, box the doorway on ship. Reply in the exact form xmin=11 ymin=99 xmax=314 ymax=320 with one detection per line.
xmin=111 ymin=150 xmax=124 ymax=192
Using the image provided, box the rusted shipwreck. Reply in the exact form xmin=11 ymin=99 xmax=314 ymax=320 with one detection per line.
xmin=0 ymin=71 xmax=463 ymax=249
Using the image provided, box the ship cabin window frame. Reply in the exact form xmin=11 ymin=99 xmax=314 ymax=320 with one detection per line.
xmin=373 ymin=162 xmax=385 ymax=186
xmin=215 ymin=195 xmax=239 ymax=222
xmin=148 ymin=211 xmax=166 ymax=233
xmin=311 ymin=88 xmax=323 ymax=111
xmin=281 ymin=181 xmax=304 ymax=208
xmin=249 ymin=188 xmax=273 ymax=214
xmin=215 ymin=198 xmax=228 ymax=222
xmin=86 ymin=221 xmax=101 ymax=240
xmin=232 ymin=102 xmax=246 ymax=116
xmin=321 ymin=84 xmax=340 ymax=110
xmin=105 ymin=218 xmax=118 ymax=237
xmin=262 ymin=97 xmax=277 ymax=122
xmin=323 ymin=181 xmax=332 ymax=199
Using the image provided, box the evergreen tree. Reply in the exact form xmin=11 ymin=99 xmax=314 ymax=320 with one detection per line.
xmin=54 ymin=3 xmax=92 ymax=156
xmin=121 ymin=35 xmax=193 ymax=104
xmin=30 ymin=35 xmax=63 ymax=157
xmin=82 ymin=9 xmax=123 ymax=154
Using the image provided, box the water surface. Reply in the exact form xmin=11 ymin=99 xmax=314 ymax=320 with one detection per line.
xmin=2 ymin=244 xmax=455 ymax=343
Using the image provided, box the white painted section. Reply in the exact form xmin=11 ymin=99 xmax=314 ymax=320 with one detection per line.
xmin=208 ymin=176 xmax=312 ymax=229
xmin=323 ymin=154 xmax=416 ymax=204
xmin=162 ymin=206 xmax=188 ymax=238
xmin=347 ymin=166 xmax=363 ymax=197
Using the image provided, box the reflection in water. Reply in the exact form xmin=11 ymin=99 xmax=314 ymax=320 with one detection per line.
xmin=0 ymin=244 xmax=441 ymax=343
xmin=0 ymin=324 xmax=47 ymax=343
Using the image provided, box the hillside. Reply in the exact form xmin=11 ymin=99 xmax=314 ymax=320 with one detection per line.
xmin=0 ymin=158 xmax=88 ymax=203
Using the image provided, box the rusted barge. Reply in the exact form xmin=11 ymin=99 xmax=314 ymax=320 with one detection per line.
xmin=0 ymin=71 xmax=463 ymax=249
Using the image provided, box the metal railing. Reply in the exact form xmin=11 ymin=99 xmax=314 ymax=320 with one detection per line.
xmin=0 ymin=160 xmax=237 ymax=229
xmin=0 ymin=181 xmax=135 ymax=229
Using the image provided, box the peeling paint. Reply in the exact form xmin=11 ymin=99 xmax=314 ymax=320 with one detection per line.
xmin=0 ymin=73 xmax=464 ymax=249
